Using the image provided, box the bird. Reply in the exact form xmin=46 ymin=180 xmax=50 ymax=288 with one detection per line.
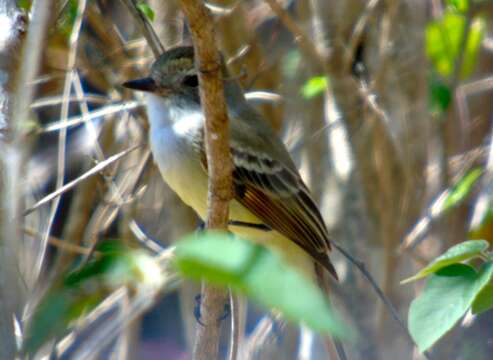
xmin=122 ymin=46 xmax=337 ymax=282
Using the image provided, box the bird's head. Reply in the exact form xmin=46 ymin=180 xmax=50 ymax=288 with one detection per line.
xmin=122 ymin=46 xmax=199 ymax=98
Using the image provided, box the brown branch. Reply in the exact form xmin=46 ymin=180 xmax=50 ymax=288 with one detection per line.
xmin=177 ymin=1 xmax=234 ymax=359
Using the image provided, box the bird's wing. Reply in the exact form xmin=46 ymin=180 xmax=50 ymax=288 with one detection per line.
xmin=199 ymin=124 xmax=337 ymax=279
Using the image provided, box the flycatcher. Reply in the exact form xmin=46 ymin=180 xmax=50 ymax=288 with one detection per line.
xmin=123 ymin=46 xmax=337 ymax=280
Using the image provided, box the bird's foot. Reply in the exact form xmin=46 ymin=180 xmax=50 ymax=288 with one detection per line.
xmin=194 ymin=294 xmax=231 ymax=326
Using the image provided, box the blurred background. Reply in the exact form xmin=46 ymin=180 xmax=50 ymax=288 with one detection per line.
xmin=2 ymin=0 xmax=493 ymax=359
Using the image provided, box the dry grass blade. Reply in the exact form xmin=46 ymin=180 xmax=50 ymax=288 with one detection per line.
xmin=24 ymin=145 xmax=141 ymax=216
xmin=243 ymin=314 xmax=285 ymax=359
xmin=120 ymin=0 xmax=164 ymax=57
xmin=39 ymin=0 xmax=89 ymax=285
xmin=31 ymin=94 xmax=109 ymax=109
xmin=23 ymin=227 xmax=95 ymax=256
xmin=42 ymin=101 xmax=140 ymax=133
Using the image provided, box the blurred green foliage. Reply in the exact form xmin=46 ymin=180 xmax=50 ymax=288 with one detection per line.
xmin=17 ymin=0 xmax=31 ymax=11
xmin=136 ymin=1 xmax=155 ymax=22
xmin=442 ymin=167 xmax=482 ymax=212
xmin=301 ymin=76 xmax=328 ymax=99
xmin=23 ymin=241 xmax=162 ymax=355
xmin=175 ymin=232 xmax=350 ymax=338
xmin=426 ymin=0 xmax=485 ymax=115
xmin=425 ymin=11 xmax=484 ymax=79
xmin=429 ymin=74 xmax=452 ymax=115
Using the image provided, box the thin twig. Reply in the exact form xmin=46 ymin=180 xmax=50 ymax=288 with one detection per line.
xmin=40 ymin=0 xmax=88 ymax=284
xmin=31 ymin=94 xmax=108 ymax=109
xmin=243 ymin=314 xmax=285 ymax=359
xmin=343 ymin=0 xmax=380 ymax=72
xmin=437 ymin=7 xmax=475 ymax=188
xmin=262 ymin=0 xmax=325 ymax=72
xmin=24 ymin=145 xmax=141 ymax=216
xmin=331 ymin=241 xmax=433 ymax=360
xmin=470 ymin=127 xmax=493 ymax=230
xmin=41 ymin=101 xmax=140 ymax=133
xmin=228 ymin=290 xmax=240 ymax=360
xmin=120 ymin=0 xmax=164 ymax=58
xmin=72 ymin=71 xmax=127 ymax=208
xmin=81 ymin=148 xmax=151 ymax=261
xmin=23 ymin=227 xmax=95 ymax=256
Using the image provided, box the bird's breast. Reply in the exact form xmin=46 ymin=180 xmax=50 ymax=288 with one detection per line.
xmin=149 ymin=121 xmax=209 ymax=218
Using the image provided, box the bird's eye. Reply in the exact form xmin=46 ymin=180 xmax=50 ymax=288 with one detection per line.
xmin=182 ymin=75 xmax=199 ymax=87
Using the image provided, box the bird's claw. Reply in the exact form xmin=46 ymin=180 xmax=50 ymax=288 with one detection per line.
xmin=194 ymin=294 xmax=231 ymax=326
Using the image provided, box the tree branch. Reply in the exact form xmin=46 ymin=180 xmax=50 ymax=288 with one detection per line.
xmin=176 ymin=1 xmax=234 ymax=359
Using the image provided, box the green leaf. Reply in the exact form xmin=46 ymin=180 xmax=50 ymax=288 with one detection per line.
xmin=425 ymin=11 xmax=484 ymax=79
xmin=462 ymin=17 xmax=484 ymax=78
xmin=23 ymin=241 xmax=162 ymax=354
xmin=301 ymin=76 xmax=328 ymax=99
xmin=56 ymin=0 xmax=79 ymax=38
xmin=471 ymin=284 xmax=493 ymax=314
xmin=22 ymin=289 xmax=104 ymax=354
xmin=446 ymin=0 xmax=469 ymax=12
xmin=136 ymin=2 xmax=155 ymax=22
xmin=429 ymin=74 xmax=452 ymax=115
xmin=409 ymin=263 xmax=493 ymax=352
xmin=17 ymin=0 xmax=31 ymax=11
xmin=402 ymin=240 xmax=489 ymax=283
xmin=175 ymin=232 xmax=350 ymax=338
xmin=442 ymin=167 xmax=482 ymax=212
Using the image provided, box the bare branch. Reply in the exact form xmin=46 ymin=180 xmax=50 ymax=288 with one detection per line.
xmin=177 ymin=0 xmax=234 ymax=359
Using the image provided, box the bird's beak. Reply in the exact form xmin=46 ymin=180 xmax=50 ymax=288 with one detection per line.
xmin=122 ymin=77 xmax=156 ymax=92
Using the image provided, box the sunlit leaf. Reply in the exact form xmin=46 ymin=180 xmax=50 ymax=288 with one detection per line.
xmin=402 ymin=240 xmax=489 ymax=283
xmin=426 ymin=11 xmax=484 ymax=79
xmin=409 ymin=263 xmax=493 ymax=352
xmin=442 ymin=167 xmax=482 ymax=212
xmin=136 ymin=2 xmax=155 ymax=22
xmin=471 ymin=284 xmax=493 ymax=314
xmin=175 ymin=232 xmax=350 ymax=338
xmin=462 ymin=17 xmax=485 ymax=77
xmin=446 ymin=0 xmax=469 ymax=12
xmin=301 ymin=76 xmax=328 ymax=99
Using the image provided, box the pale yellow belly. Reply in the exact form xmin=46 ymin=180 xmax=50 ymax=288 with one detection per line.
xmin=161 ymin=166 xmax=315 ymax=279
